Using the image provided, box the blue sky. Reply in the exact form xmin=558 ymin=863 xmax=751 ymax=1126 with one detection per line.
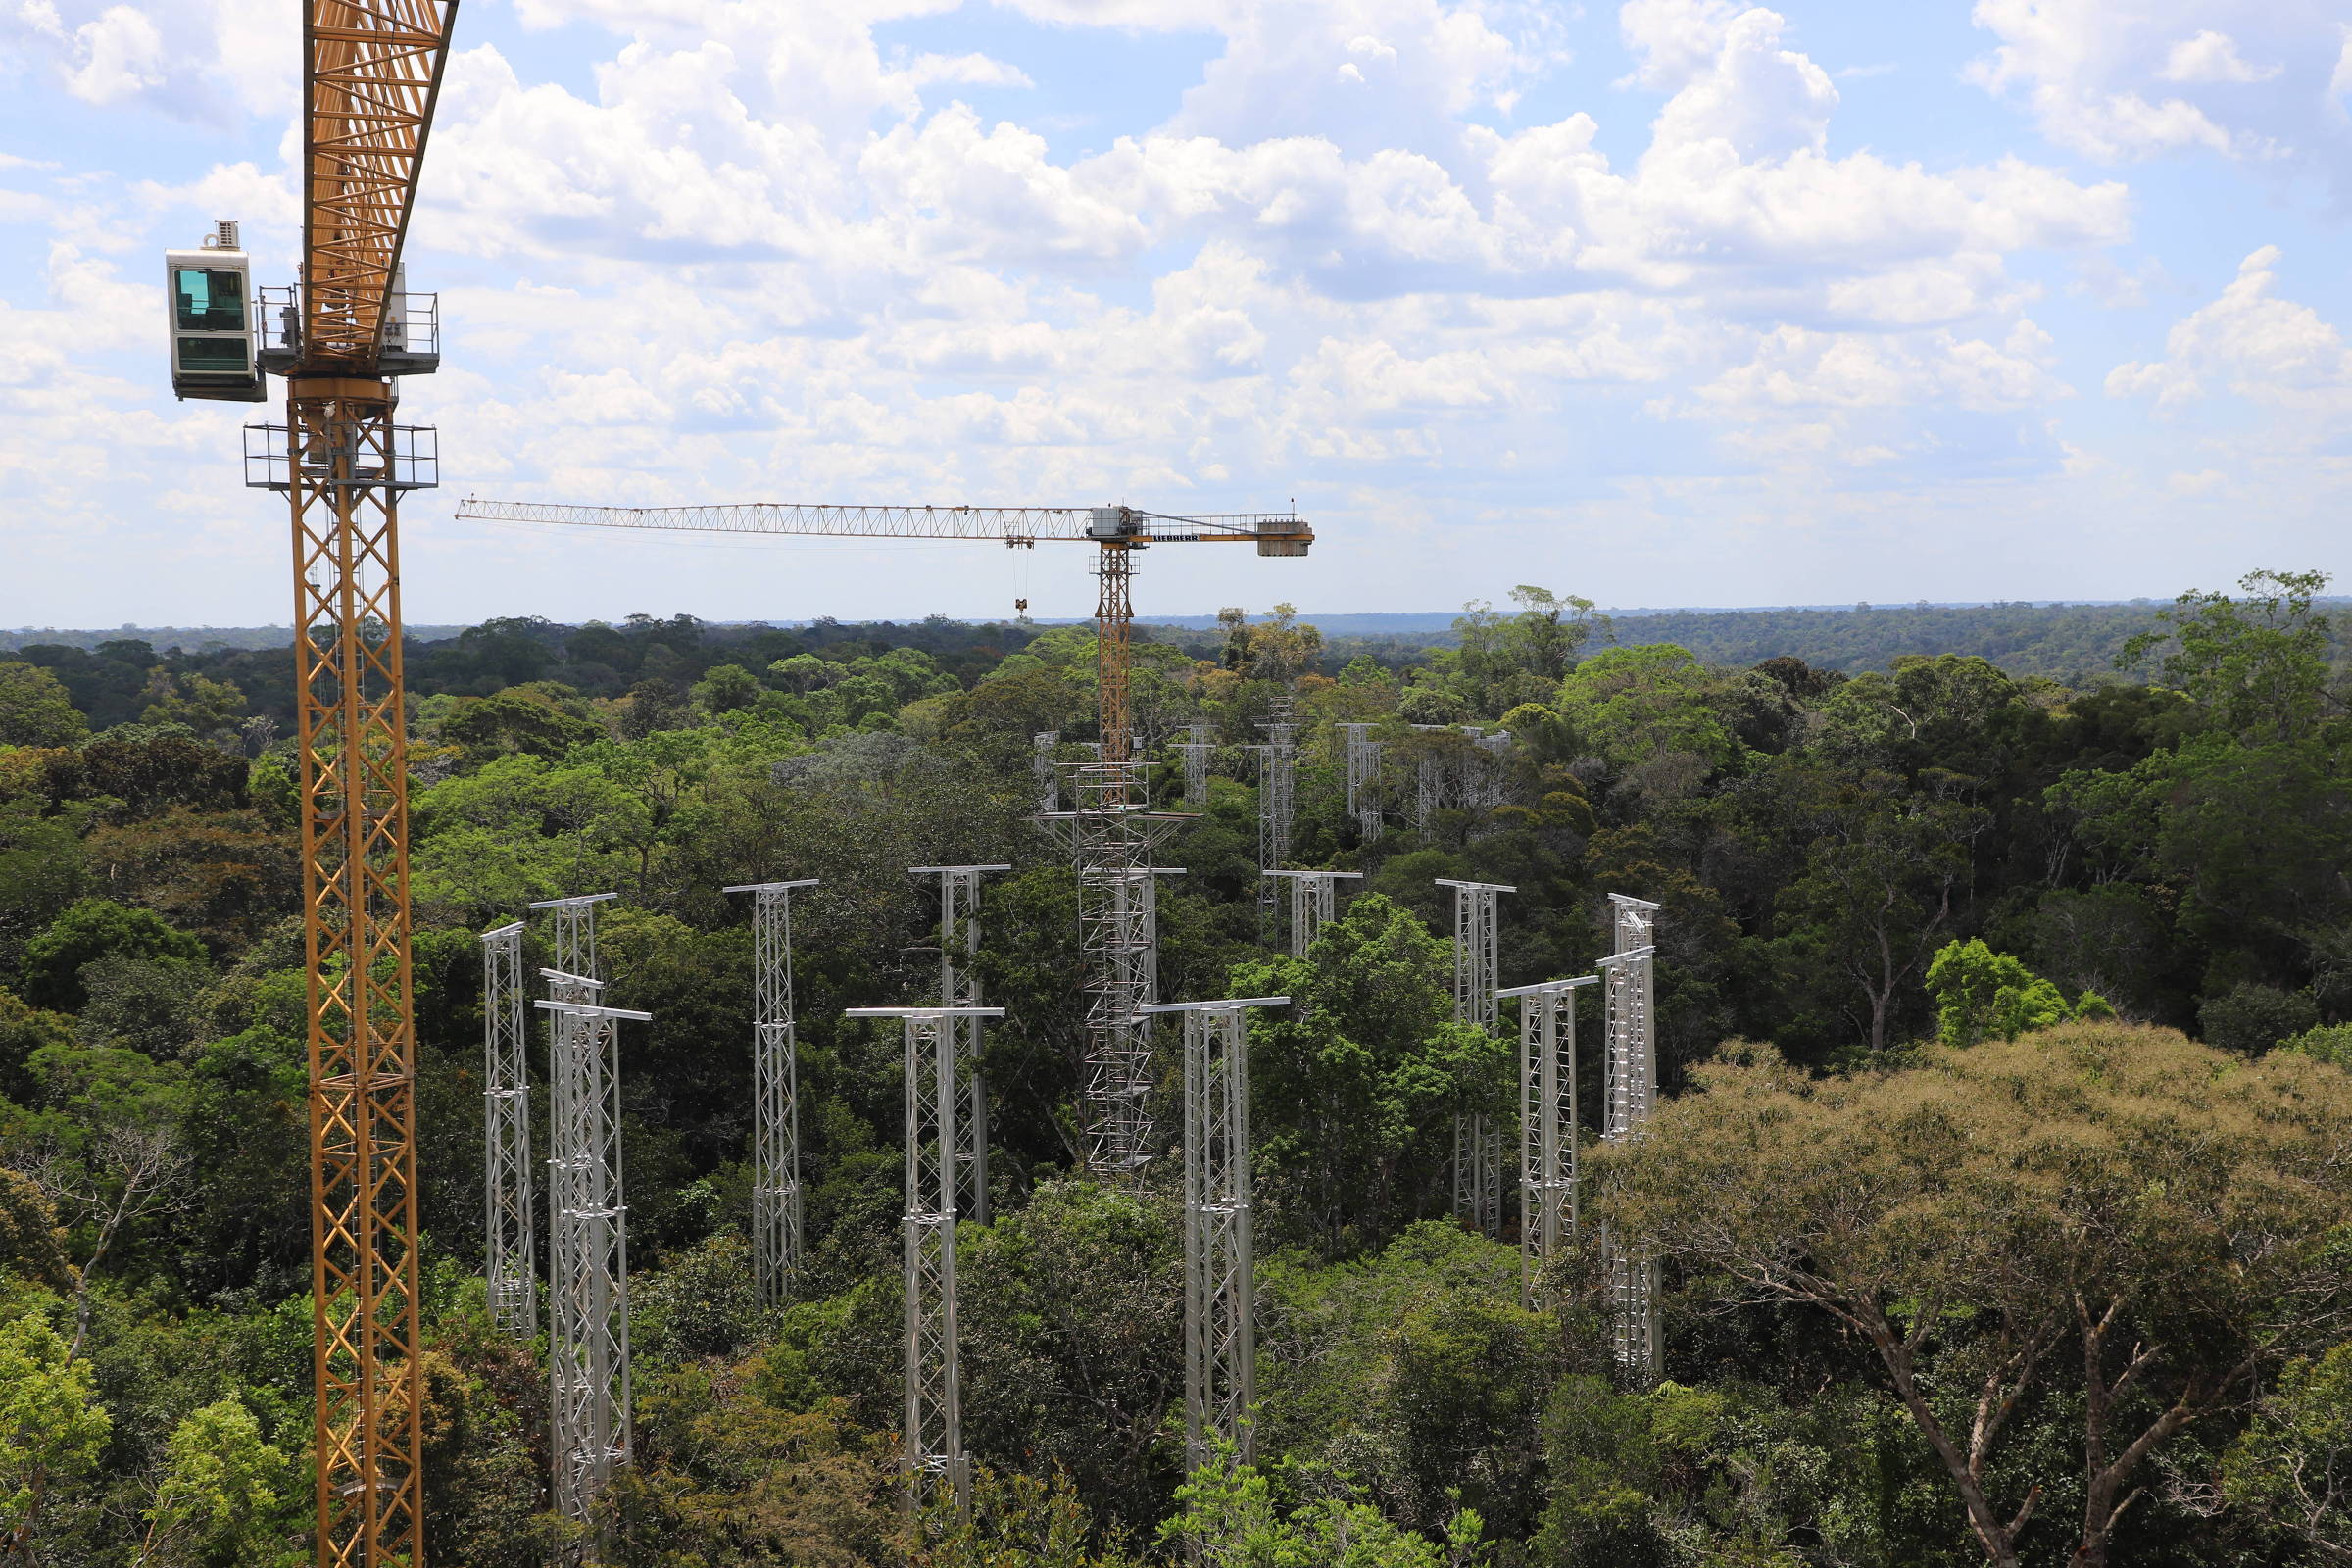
xmin=4 ymin=0 xmax=2350 ymax=627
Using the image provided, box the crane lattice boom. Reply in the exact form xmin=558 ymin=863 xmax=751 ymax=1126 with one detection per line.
xmin=455 ymin=497 xmax=1310 ymax=548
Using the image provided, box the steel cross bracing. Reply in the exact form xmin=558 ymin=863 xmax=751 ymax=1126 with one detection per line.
xmin=1035 ymin=784 xmax=1193 ymax=1175
xmin=910 ymin=867 xmax=1010 ymax=1225
xmin=537 ymin=985 xmax=651 ymax=1548
xmin=1500 ymin=975 xmax=1597 ymax=1309
xmin=531 ymin=892 xmax=619 ymax=989
xmin=726 ymin=880 xmax=818 ymax=1304
xmin=1260 ymin=870 xmax=1362 ymax=958
xmin=1439 ymin=879 xmax=1515 ymax=1237
xmin=1471 ymin=729 xmax=1512 ymax=811
xmin=1601 ymin=892 xmax=1664 ymax=1390
xmin=479 ymin=922 xmax=532 ymax=1338
xmin=1178 ymin=723 xmax=1213 ymax=807
xmin=848 ymin=1005 xmax=1004 ymax=1518
xmin=1141 ymin=996 xmax=1288 ymax=1469
xmin=1339 ymin=724 xmax=1384 ymax=841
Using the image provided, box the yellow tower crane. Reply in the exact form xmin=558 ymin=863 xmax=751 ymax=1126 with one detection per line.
xmin=450 ymin=499 xmax=1315 ymax=793
xmin=167 ymin=4 xmax=457 ymax=1562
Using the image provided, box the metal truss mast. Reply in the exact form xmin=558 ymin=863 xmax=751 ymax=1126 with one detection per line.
xmin=1439 ymin=879 xmax=1515 ymax=1237
xmin=1499 ymin=974 xmax=1595 ymax=1309
xmin=1142 ymin=996 xmax=1288 ymax=1469
xmin=849 ymin=1004 xmax=1004 ymax=1518
xmin=1259 ymin=869 xmax=1360 ymax=958
xmin=911 ymin=866 xmax=1009 ymax=1225
xmin=479 ymin=921 xmax=532 ymax=1338
xmin=727 ymin=879 xmax=817 ymax=1303
xmin=538 ymin=979 xmax=650 ymax=1549
xmin=1600 ymin=893 xmax=1663 ymax=1389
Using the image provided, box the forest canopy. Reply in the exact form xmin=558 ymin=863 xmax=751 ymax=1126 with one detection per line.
xmin=2 ymin=568 xmax=2349 ymax=1565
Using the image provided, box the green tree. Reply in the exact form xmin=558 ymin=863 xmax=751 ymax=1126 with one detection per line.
xmin=1596 ymin=1023 xmax=2352 ymax=1568
xmin=18 ymin=898 xmax=206 ymax=1011
xmin=0 ymin=1313 xmax=110 ymax=1554
xmin=2119 ymin=568 xmax=2339 ymax=744
xmin=1924 ymin=938 xmax=2106 ymax=1046
xmin=136 ymin=669 xmax=246 ymax=739
xmin=1228 ymin=895 xmax=1492 ymax=1254
xmin=134 ymin=1396 xmax=298 ymax=1567
xmin=1158 ymin=1451 xmax=1484 ymax=1567
xmin=2221 ymin=1341 xmax=2352 ymax=1564
xmin=0 ymin=1167 xmax=73 ymax=1290
xmin=0 ymin=663 xmax=87 ymax=749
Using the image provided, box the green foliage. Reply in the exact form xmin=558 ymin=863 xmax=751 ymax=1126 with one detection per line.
xmin=1230 ymin=895 xmax=1489 ymax=1254
xmin=2120 ymin=568 xmax=2340 ymax=743
xmin=18 ymin=897 xmax=206 ymax=1011
xmin=1160 ymin=1451 xmax=1484 ymax=1568
xmin=2278 ymin=1021 xmax=2352 ymax=1068
xmin=135 ymin=1396 xmax=298 ymax=1567
xmin=2197 ymin=981 xmax=2322 ymax=1055
xmin=1924 ymin=938 xmax=2104 ymax=1046
xmin=0 ymin=662 xmax=88 ymax=748
xmin=2221 ymin=1341 xmax=2352 ymax=1563
xmin=0 ymin=1167 xmax=73 ymax=1290
xmin=0 ymin=1312 xmax=110 ymax=1547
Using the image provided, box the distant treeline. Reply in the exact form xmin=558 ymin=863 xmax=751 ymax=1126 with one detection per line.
xmin=25 ymin=597 xmax=2352 ymax=687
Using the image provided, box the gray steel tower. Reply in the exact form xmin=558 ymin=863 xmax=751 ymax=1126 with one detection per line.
xmin=1499 ymin=973 xmax=1596 ymax=1309
xmin=1339 ymin=722 xmax=1383 ymax=841
xmin=1600 ymin=892 xmax=1662 ymax=1388
xmin=1177 ymin=722 xmax=1213 ymax=807
xmin=910 ymin=866 xmax=1009 ymax=1225
xmin=1438 ymin=878 xmax=1515 ymax=1237
xmin=537 ymin=980 xmax=651 ymax=1543
xmin=848 ymin=1004 xmax=1004 ymax=1517
xmin=1141 ymin=995 xmax=1288 ymax=1468
xmin=479 ymin=920 xmax=533 ymax=1338
xmin=1259 ymin=868 xmax=1362 ymax=957
xmin=725 ymin=878 xmax=818 ymax=1304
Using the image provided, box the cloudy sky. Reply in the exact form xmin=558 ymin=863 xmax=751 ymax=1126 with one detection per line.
xmin=5 ymin=0 xmax=2351 ymax=627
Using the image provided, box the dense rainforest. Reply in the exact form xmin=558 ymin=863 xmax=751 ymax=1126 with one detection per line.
xmin=0 ymin=569 xmax=2347 ymax=1565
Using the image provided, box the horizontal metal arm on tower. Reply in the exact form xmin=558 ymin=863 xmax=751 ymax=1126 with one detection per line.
xmin=456 ymin=497 xmax=1311 ymax=549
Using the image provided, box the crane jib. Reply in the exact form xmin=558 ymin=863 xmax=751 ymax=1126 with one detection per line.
xmin=453 ymin=498 xmax=1312 ymax=548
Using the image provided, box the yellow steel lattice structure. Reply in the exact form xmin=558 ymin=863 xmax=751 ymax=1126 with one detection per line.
xmin=292 ymin=4 xmax=455 ymax=1565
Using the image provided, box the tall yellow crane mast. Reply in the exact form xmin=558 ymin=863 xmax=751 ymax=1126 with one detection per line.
xmin=170 ymin=5 xmax=457 ymax=1563
xmin=450 ymin=499 xmax=1314 ymax=784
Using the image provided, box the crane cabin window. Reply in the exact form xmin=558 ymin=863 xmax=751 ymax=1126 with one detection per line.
xmin=173 ymin=268 xmax=247 ymax=332
xmin=176 ymin=335 xmax=251 ymax=372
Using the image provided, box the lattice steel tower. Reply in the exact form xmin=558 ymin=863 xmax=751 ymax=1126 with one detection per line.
xmin=1499 ymin=974 xmax=1595 ymax=1309
xmin=1339 ymin=723 xmax=1383 ymax=841
xmin=1177 ymin=723 xmax=1213 ymax=807
xmin=850 ymin=1004 xmax=1004 ymax=1516
xmin=1260 ymin=869 xmax=1361 ymax=957
xmin=479 ymin=920 xmax=532 ymax=1338
xmin=1142 ymin=995 xmax=1288 ymax=1468
xmin=726 ymin=879 xmax=817 ymax=1304
xmin=910 ymin=866 xmax=1008 ymax=1225
xmin=1600 ymin=893 xmax=1662 ymax=1389
xmin=1438 ymin=879 xmax=1514 ymax=1236
xmin=537 ymin=978 xmax=650 ymax=1548
xmin=1033 ymin=732 xmax=1060 ymax=812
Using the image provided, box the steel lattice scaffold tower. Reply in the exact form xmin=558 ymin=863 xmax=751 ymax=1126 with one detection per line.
xmin=1259 ymin=870 xmax=1361 ymax=958
xmin=479 ymin=921 xmax=533 ymax=1339
xmin=1033 ymin=732 xmax=1060 ymax=812
xmin=1600 ymin=893 xmax=1663 ymax=1388
xmin=911 ymin=866 xmax=1009 ymax=1225
xmin=1177 ymin=723 xmax=1213 ymax=807
xmin=1141 ymin=996 xmax=1288 ymax=1469
xmin=1250 ymin=710 xmax=1298 ymax=943
xmin=1500 ymin=974 xmax=1596 ymax=1309
xmin=1439 ymin=879 xmax=1514 ymax=1237
xmin=1339 ymin=723 xmax=1384 ymax=841
xmin=537 ymin=982 xmax=651 ymax=1549
xmin=850 ymin=1005 xmax=1004 ymax=1517
xmin=726 ymin=879 xmax=818 ymax=1303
